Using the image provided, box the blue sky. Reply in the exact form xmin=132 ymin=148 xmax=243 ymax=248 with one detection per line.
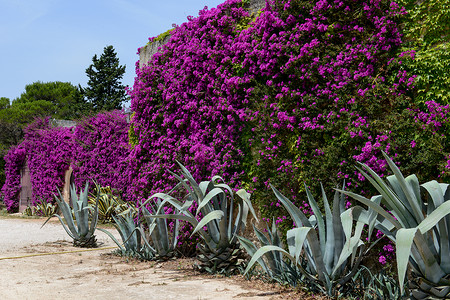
xmin=0 ymin=0 xmax=224 ymax=105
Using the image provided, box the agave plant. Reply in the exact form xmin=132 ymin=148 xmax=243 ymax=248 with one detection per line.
xmin=340 ymin=151 xmax=450 ymax=299
xmin=238 ymin=220 xmax=304 ymax=286
xmin=143 ymin=161 xmax=257 ymax=274
xmin=363 ymin=268 xmax=403 ymax=300
xmin=141 ymin=198 xmax=179 ymax=260
xmin=244 ymin=184 xmax=379 ymax=297
xmin=97 ymin=209 xmax=154 ymax=260
xmin=88 ymin=185 xmax=128 ymax=223
xmin=42 ymin=182 xmax=99 ymax=248
xmin=23 ymin=198 xmax=58 ymax=217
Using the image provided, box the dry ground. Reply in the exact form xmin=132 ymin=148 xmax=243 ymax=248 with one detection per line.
xmin=0 ymin=216 xmax=326 ymax=300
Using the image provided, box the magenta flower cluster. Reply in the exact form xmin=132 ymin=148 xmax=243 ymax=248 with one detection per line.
xmin=1 ymin=146 xmax=27 ymax=211
xmin=71 ymin=111 xmax=131 ymax=193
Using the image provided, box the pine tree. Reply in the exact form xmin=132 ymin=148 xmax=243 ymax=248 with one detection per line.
xmin=83 ymin=45 xmax=127 ymax=112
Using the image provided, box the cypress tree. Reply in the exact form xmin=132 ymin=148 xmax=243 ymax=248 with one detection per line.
xmin=84 ymin=45 xmax=127 ymax=112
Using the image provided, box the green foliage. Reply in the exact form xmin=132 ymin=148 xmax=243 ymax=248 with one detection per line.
xmin=244 ymin=184 xmax=378 ymax=297
xmin=13 ymin=81 xmax=87 ymax=119
xmin=23 ymin=198 xmax=58 ymax=217
xmin=153 ymin=28 xmax=174 ymax=43
xmin=127 ymin=112 xmax=139 ymax=147
xmin=0 ymin=97 xmax=10 ymax=109
xmin=407 ymin=44 xmax=450 ymax=104
xmin=0 ymin=81 xmax=88 ymax=127
xmin=352 ymin=267 xmax=403 ymax=299
xmin=42 ymin=182 xmax=99 ymax=248
xmin=83 ymin=45 xmax=127 ymax=112
xmin=395 ymin=0 xmax=450 ymax=105
xmin=0 ymin=100 xmax=54 ymax=126
xmin=397 ymin=0 xmax=449 ymax=47
xmin=88 ymin=185 xmax=128 ymax=223
xmin=341 ymin=152 xmax=450 ymax=298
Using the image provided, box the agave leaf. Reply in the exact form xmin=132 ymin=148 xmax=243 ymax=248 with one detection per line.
xmin=112 ymin=213 xmax=138 ymax=250
xmin=367 ymin=195 xmax=382 ymax=241
xmin=244 ymin=245 xmax=291 ymax=275
xmin=245 ymin=245 xmax=317 ymax=283
xmin=356 ymin=165 xmax=414 ymax=228
xmin=382 ymin=152 xmax=423 ymax=224
xmin=322 ymin=185 xmax=335 ymax=275
xmin=147 ymin=213 xmax=208 ymax=241
xmin=42 ymin=213 xmax=77 ymax=240
xmin=269 ymin=219 xmax=284 ymax=268
xmin=396 ymin=228 xmax=419 ymax=294
xmin=230 ymin=203 xmax=244 ymax=245
xmin=211 ymin=175 xmax=225 ymax=183
xmin=214 ymin=183 xmax=234 ymax=197
xmin=332 ymin=186 xmax=345 ymax=269
xmin=287 ymin=227 xmax=313 ymax=265
xmin=270 ymin=184 xmax=311 ymax=227
xmin=305 ymin=184 xmax=326 ymax=256
xmin=70 ymin=184 xmax=78 ymax=207
xmin=168 ymin=169 xmax=195 ymax=198
xmin=88 ymin=186 xmax=100 ymax=236
xmin=417 ymin=200 xmax=450 ymax=234
xmin=417 ymin=200 xmax=450 ymax=273
xmin=237 ymin=235 xmax=270 ymax=275
xmin=191 ymin=210 xmax=224 ymax=237
xmin=141 ymin=193 xmax=177 ymax=209
xmin=237 ymin=189 xmax=258 ymax=221
xmin=253 ymin=223 xmax=271 ymax=246
xmin=338 ymin=189 xmax=402 ymax=230
xmin=143 ymin=205 xmax=170 ymax=253
xmin=133 ymin=226 xmax=156 ymax=253
xmin=50 ymin=193 xmax=79 ymax=239
xmin=332 ymin=220 xmax=364 ymax=277
xmin=199 ymin=180 xmax=214 ymax=196
xmin=97 ymin=227 xmax=124 ymax=252
xmin=174 ymin=161 xmax=203 ymax=201
xmin=172 ymin=212 xmax=180 ymax=250
xmin=387 ymin=174 xmax=412 ymax=212
xmin=147 ymin=193 xmax=195 ymax=219
xmin=304 ymin=228 xmax=327 ymax=281
xmin=81 ymin=181 xmax=89 ymax=206
xmin=197 ymin=188 xmax=224 ymax=216
xmin=253 ymin=222 xmax=279 ymax=271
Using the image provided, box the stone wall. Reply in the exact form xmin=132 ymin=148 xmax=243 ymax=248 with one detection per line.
xmin=138 ymin=0 xmax=266 ymax=68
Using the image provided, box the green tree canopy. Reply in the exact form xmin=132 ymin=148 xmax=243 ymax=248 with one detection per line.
xmin=83 ymin=45 xmax=127 ymax=112
xmin=12 ymin=81 xmax=87 ymax=120
xmin=0 ymin=97 xmax=10 ymax=110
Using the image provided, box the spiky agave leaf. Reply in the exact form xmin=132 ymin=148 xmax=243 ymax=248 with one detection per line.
xmin=341 ymin=151 xmax=450 ymax=297
xmin=246 ymin=184 xmax=375 ymax=297
xmin=42 ymin=182 xmax=99 ymax=248
xmin=145 ymin=163 xmax=257 ymax=274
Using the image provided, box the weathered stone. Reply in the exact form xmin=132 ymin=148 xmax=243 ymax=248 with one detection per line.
xmin=138 ymin=0 xmax=266 ymax=68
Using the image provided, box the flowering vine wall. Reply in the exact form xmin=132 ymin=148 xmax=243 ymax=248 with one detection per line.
xmin=129 ymin=0 xmax=450 ymax=216
xmin=1 ymin=112 xmax=131 ymax=212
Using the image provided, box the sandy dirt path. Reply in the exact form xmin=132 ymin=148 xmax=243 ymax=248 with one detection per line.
xmin=0 ymin=217 xmax=286 ymax=300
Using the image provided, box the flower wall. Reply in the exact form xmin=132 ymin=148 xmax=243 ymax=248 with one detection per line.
xmin=72 ymin=111 xmax=131 ymax=193
xmin=1 ymin=146 xmax=26 ymax=211
xmin=1 ymin=112 xmax=131 ymax=212
xmin=129 ymin=0 xmax=450 ymax=220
